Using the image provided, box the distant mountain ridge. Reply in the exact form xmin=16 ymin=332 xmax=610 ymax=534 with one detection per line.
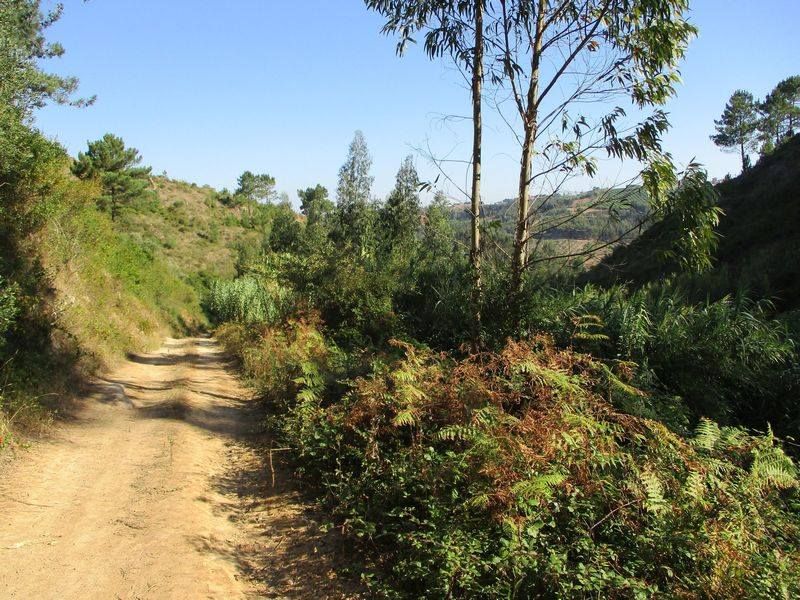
xmin=449 ymin=187 xmax=650 ymax=253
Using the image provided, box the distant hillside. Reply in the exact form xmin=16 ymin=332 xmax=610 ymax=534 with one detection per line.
xmin=588 ymin=135 xmax=800 ymax=309
xmin=450 ymin=187 xmax=650 ymax=257
xmin=122 ymin=177 xmax=262 ymax=283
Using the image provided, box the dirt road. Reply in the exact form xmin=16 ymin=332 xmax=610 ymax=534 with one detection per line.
xmin=0 ymin=337 xmax=360 ymax=599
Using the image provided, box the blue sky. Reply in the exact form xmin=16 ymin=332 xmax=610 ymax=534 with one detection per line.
xmin=36 ymin=0 xmax=800 ymax=206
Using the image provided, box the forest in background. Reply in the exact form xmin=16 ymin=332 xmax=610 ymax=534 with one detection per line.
xmin=2 ymin=1 xmax=800 ymax=598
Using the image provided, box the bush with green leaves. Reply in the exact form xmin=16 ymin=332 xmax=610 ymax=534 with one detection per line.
xmin=515 ymin=283 xmax=798 ymax=435
xmin=220 ymin=326 xmax=800 ymax=598
xmin=0 ymin=277 xmax=20 ymax=354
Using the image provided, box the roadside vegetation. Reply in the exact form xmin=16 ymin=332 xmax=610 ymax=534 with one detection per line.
xmin=209 ymin=120 xmax=800 ymax=596
xmin=2 ymin=1 xmax=799 ymax=597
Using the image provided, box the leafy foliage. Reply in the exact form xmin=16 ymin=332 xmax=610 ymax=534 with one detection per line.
xmin=205 ymin=276 xmax=292 ymax=326
xmin=235 ymin=170 xmax=277 ymax=204
xmin=336 ymin=130 xmax=376 ymax=256
xmin=222 ymin=325 xmax=800 ymax=598
xmin=0 ymin=0 xmax=92 ymax=167
xmin=758 ymin=76 xmax=800 ymax=155
xmin=516 ymin=283 xmax=797 ymax=434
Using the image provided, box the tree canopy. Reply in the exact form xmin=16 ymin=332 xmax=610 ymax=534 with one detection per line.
xmin=72 ymin=134 xmax=152 ymax=221
xmin=336 ymin=130 xmax=375 ymax=254
xmin=298 ymin=184 xmax=334 ymax=226
xmin=710 ymin=90 xmax=760 ymax=172
xmin=0 ymin=0 xmax=92 ymax=171
xmin=235 ymin=171 xmax=277 ymax=204
xmin=758 ymin=76 xmax=800 ymax=154
xmin=381 ymin=155 xmax=421 ymax=250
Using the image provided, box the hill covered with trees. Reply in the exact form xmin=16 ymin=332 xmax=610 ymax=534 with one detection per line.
xmin=450 ymin=187 xmax=650 ymax=267
xmin=589 ymin=133 xmax=800 ymax=311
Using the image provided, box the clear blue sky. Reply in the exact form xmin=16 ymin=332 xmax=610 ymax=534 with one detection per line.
xmin=35 ymin=0 xmax=800 ymax=206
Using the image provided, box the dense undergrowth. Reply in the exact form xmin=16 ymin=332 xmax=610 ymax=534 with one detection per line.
xmin=218 ymin=309 xmax=800 ymax=598
xmin=209 ymin=184 xmax=800 ymax=597
xmin=517 ymin=284 xmax=799 ymax=437
xmin=203 ymin=122 xmax=800 ymax=597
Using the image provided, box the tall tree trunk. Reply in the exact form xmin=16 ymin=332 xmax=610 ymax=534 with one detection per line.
xmin=469 ymin=0 xmax=483 ymax=347
xmin=741 ymin=141 xmax=746 ymax=172
xmin=509 ymin=0 xmax=546 ymax=316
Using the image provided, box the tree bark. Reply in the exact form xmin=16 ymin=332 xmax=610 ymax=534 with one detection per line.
xmin=509 ymin=0 xmax=546 ymax=313
xmin=469 ymin=0 xmax=484 ymax=346
xmin=741 ymin=141 xmax=746 ymax=172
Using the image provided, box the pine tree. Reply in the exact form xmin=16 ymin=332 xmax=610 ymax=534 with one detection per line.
xmin=758 ymin=76 xmax=800 ymax=155
xmin=72 ymin=133 xmax=151 ymax=221
xmin=298 ymin=184 xmax=334 ymax=227
xmin=710 ymin=90 xmax=760 ymax=172
xmin=235 ymin=171 xmax=277 ymax=203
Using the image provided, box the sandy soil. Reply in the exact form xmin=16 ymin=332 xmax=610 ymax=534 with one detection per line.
xmin=0 ymin=337 xmax=362 ymax=599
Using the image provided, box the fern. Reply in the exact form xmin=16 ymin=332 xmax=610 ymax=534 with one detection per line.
xmin=438 ymin=425 xmax=481 ymax=442
xmin=296 ymin=387 xmax=320 ymax=403
xmin=466 ymin=493 xmax=491 ymax=509
xmin=515 ymin=360 xmax=582 ymax=397
xmin=693 ymin=418 xmax=721 ymax=451
xmin=748 ymin=435 xmax=798 ymax=493
xmin=398 ymin=382 xmax=426 ymax=402
xmin=512 ymin=472 xmax=567 ymax=501
xmin=640 ymin=470 xmax=667 ymax=514
xmin=393 ymin=408 xmax=420 ymax=428
xmin=571 ymin=313 xmax=610 ymax=346
xmin=683 ymin=470 xmax=706 ymax=503
xmin=472 ymin=405 xmax=500 ymax=426
xmin=597 ymin=362 xmax=645 ymax=399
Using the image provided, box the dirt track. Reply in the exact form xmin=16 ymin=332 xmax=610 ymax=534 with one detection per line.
xmin=0 ymin=337 xmax=360 ymax=599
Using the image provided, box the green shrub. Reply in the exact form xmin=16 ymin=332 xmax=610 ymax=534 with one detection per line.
xmin=517 ymin=283 xmax=798 ymax=435
xmin=0 ymin=277 xmax=19 ymax=354
xmin=216 ymin=316 xmax=334 ymax=407
xmin=221 ymin=327 xmax=800 ymax=598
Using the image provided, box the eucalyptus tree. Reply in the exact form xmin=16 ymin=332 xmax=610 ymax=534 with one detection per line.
xmin=366 ymin=0 xmax=486 ymax=342
xmin=381 ymin=155 xmax=422 ymax=252
xmin=710 ymin=90 xmax=760 ymax=172
xmin=336 ymin=130 xmax=376 ymax=257
xmin=486 ymin=0 xmax=698 ymax=309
